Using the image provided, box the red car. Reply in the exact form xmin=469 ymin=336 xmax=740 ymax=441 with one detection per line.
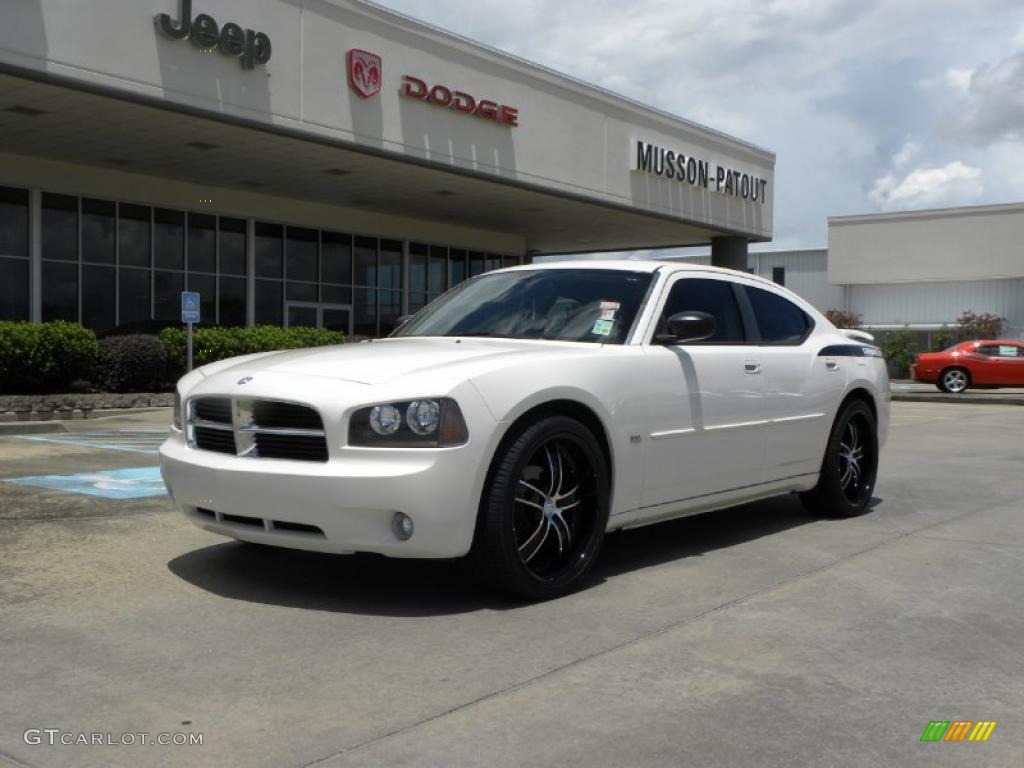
xmin=911 ymin=340 xmax=1024 ymax=393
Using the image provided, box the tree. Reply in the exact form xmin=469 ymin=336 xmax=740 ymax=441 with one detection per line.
xmin=954 ymin=310 xmax=1004 ymax=342
xmin=824 ymin=309 xmax=862 ymax=329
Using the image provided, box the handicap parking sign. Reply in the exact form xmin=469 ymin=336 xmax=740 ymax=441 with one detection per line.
xmin=181 ymin=291 xmax=200 ymax=324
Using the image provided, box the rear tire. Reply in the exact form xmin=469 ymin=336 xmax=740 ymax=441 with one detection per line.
xmin=939 ymin=367 xmax=970 ymax=393
xmin=801 ymin=399 xmax=878 ymax=519
xmin=472 ymin=416 xmax=609 ymax=600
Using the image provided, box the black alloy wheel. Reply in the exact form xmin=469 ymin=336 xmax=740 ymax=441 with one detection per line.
xmin=801 ymin=399 xmax=879 ymax=518
xmin=473 ymin=416 xmax=609 ymax=600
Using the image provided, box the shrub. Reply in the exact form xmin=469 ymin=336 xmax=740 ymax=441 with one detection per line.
xmin=95 ymin=335 xmax=169 ymax=393
xmin=930 ymin=325 xmax=955 ymax=352
xmin=0 ymin=321 xmax=98 ymax=394
xmin=160 ymin=325 xmax=345 ymax=376
xmin=824 ymin=309 xmax=862 ymax=329
xmin=879 ymin=327 xmax=918 ymax=378
xmin=954 ymin=310 xmax=1004 ymax=342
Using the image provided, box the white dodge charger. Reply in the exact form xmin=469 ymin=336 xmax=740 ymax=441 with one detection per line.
xmin=160 ymin=261 xmax=889 ymax=599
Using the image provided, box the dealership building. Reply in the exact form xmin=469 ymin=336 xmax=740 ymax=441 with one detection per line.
xmin=0 ymin=0 xmax=773 ymax=336
xmin=677 ymin=202 xmax=1024 ymax=343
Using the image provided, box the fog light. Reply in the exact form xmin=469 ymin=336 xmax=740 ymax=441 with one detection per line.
xmin=392 ymin=512 xmax=414 ymax=541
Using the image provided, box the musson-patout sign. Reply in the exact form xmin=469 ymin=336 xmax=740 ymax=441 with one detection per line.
xmin=633 ymin=139 xmax=768 ymax=203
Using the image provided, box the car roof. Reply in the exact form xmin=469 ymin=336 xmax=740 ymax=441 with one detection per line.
xmin=498 ymin=258 xmax=786 ymax=291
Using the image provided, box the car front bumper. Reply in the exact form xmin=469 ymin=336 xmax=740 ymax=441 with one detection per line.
xmin=159 ymin=432 xmax=485 ymax=559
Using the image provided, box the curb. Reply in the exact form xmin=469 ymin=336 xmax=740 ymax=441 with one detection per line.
xmin=892 ymin=393 xmax=1024 ymax=406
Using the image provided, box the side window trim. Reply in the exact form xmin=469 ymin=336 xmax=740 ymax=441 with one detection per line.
xmin=652 ymin=275 xmax=752 ymax=346
xmin=731 ymin=283 xmax=761 ymax=344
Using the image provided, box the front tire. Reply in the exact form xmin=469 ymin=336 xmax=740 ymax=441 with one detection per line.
xmin=939 ymin=367 xmax=970 ymax=393
xmin=801 ymin=399 xmax=878 ymax=518
xmin=473 ymin=416 xmax=609 ymax=600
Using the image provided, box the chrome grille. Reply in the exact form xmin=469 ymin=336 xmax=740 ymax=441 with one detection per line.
xmin=187 ymin=397 xmax=328 ymax=462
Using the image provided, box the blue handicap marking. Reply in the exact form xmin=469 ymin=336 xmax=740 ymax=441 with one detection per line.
xmin=181 ymin=291 xmax=200 ymax=323
xmin=6 ymin=466 xmax=168 ymax=499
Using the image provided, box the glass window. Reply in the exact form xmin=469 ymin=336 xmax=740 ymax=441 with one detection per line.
xmin=745 ymin=285 xmax=811 ymax=344
xmin=354 ymin=236 xmax=377 ymax=286
xmin=321 ymin=285 xmax=351 ymax=305
xmin=119 ymin=267 xmax=151 ymax=324
xmin=485 ymin=254 xmax=501 ymax=272
xmin=82 ymin=265 xmax=115 ymax=333
xmin=450 ymin=249 xmax=467 ymax=286
xmin=0 ymin=256 xmax=29 ymax=320
xmin=219 ymin=276 xmax=247 ymax=327
xmin=42 ymin=193 xmax=78 ymax=262
xmin=772 ymin=267 xmax=785 ymax=286
xmin=154 ymin=208 xmax=184 ymax=270
xmin=353 ymin=286 xmax=376 ymax=337
xmin=321 ymin=231 xmax=351 ymax=284
xmin=219 ymin=217 xmax=247 ymax=275
xmin=187 ymin=273 xmax=216 ymax=324
xmin=976 ymin=345 xmax=999 ymax=356
xmin=286 ymin=282 xmax=317 ymax=302
xmin=409 ymin=243 xmax=428 ymax=294
xmin=0 ymin=186 xmax=28 ymax=257
xmin=380 ymin=240 xmax=402 ymax=292
xmin=255 ymin=222 xmax=283 ymax=278
xmin=119 ymin=204 xmax=151 ymax=268
xmin=409 ymin=293 xmax=429 ymax=313
xmin=395 ymin=268 xmax=653 ymax=345
xmin=81 ymin=198 xmax=115 ymax=264
xmin=429 ymin=245 xmax=446 ymax=296
xmin=659 ymin=278 xmax=745 ymax=343
xmin=255 ymin=279 xmax=282 ymax=325
xmin=187 ymin=212 xmax=216 ymax=273
xmin=154 ymin=270 xmax=184 ymax=323
xmin=997 ymin=345 xmax=1020 ymax=357
xmin=285 ymin=227 xmax=318 ymax=282
xmin=42 ymin=261 xmax=78 ymax=322
xmin=469 ymin=251 xmax=485 ymax=277
xmin=378 ymin=289 xmax=402 ymax=335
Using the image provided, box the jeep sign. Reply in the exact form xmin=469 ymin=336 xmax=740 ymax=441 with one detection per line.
xmin=155 ymin=0 xmax=271 ymax=70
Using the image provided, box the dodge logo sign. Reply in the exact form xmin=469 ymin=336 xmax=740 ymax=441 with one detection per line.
xmin=348 ymin=49 xmax=382 ymax=98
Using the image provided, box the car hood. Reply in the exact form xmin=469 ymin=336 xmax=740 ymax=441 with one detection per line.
xmin=202 ymin=337 xmax=603 ymax=385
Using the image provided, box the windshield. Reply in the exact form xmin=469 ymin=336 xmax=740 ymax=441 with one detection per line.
xmin=392 ymin=268 xmax=654 ymax=344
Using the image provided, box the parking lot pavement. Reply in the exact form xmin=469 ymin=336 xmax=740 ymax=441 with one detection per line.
xmin=1 ymin=402 xmax=1022 ymax=768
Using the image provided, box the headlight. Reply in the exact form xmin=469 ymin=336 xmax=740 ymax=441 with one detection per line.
xmin=173 ymin=389 xmax=182 ymax=431
xmin=349 ymin=398 xmax=468 ymax=447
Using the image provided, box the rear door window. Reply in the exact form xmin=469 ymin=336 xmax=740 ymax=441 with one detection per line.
xmin=744 ymin=285 xmax=812 ymax=344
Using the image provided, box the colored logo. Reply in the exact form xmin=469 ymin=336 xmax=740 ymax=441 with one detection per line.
xmin=920 ymin=721 xmax=997 ymax=742
xmin=348 ymin=49 xmax=381 ymax=98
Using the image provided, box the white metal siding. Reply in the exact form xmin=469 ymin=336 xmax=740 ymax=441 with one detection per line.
xmin=848 ymin=278 xmax=1024 ymax=338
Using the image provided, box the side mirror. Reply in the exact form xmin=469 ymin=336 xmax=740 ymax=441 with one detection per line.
xmin=655 ymin=311 xmax=716 ymax=344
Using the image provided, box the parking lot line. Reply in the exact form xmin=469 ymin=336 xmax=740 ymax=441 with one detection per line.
xmin=12 ymin=430 xmax=167 ymax=455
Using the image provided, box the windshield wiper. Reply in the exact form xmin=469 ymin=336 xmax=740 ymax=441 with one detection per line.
xmin=444 ymin=331 xmax=515 ymax=338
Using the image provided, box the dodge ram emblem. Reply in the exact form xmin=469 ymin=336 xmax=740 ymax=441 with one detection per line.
xmin=347 ymin=49 xmax=381 ymax=98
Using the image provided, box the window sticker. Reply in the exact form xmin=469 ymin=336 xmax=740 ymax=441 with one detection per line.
xmin=600 ymin=307 xmax=617 ymax=320
xmin=599 ymin=301 xmax=620 ymax=310
xmin=591 ymin=318 xmax=614 ymax=336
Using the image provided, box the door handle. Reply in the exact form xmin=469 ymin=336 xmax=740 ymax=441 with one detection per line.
xmin=744 ymin=360 xmax=761 ymax=374
xmin=825 ymin=358 xmax=839 ymax=371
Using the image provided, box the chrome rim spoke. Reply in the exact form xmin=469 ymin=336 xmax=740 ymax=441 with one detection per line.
xmin=545 ymin=445 xmax=557 ymax=496
xmin=514 ymin=496 xmax=545 ymax=512
xmin=520 ymin=520 xmax=550 ymax=563
xmin=518 ymin=479 xmax=546 ymax=498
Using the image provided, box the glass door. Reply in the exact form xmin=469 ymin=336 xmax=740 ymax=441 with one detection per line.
xmin=321 ymin=304 xmax=353 ymax=335
xmin=285 ymin=302 xmax=353 ymax=335
xmin=285 ymin=302 xmax=319 ymax=328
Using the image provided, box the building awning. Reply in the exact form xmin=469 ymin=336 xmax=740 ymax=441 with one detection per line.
xmin=0 ymin=69 xmax=738 ymax=256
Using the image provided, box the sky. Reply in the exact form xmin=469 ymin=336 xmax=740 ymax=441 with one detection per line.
xmin=374 ymin=0 xmax=1024 ymax=254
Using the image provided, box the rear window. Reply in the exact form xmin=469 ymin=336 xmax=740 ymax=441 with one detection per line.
xmin=745 ymin=285 xmax=812 ymax=344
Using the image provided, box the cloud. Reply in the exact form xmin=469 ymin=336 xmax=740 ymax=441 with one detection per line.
xmin=891 ymin=139 xmax=921 ymax=169
xmin=944 ymin=67 xmax=973 ymax=93
xmin=943 ymin=51 xmax=1024 ymax=145
xmin=868 ymin=161 xmax=983 ymax=211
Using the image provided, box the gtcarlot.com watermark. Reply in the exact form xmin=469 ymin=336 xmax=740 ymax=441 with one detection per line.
xmin=24 ymin=729 xmax=203 ymax=747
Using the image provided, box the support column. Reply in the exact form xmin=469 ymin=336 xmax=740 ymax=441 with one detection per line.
xmin=29 ymin=188 xmax=41 ymax=322
xmin=245 ymin=218 xmax=256 ymax=327
xmin=710 ymin=236 xmax=749 ymax=272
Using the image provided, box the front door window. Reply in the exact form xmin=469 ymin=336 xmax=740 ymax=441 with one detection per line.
xmin=285 ymin=301 xmax=353 ymax=335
